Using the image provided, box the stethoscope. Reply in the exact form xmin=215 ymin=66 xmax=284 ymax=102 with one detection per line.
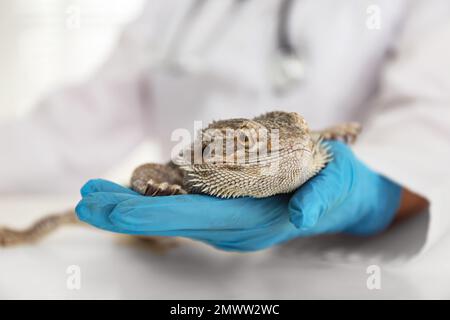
xmin=159 ymin=0 xmax=305 ymax=95
xmin=273 ymin=0 xmax=306 ymax=94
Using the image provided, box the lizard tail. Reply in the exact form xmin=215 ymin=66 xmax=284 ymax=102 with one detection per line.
xmin=0 ymin=210 xmax=81 ymax=247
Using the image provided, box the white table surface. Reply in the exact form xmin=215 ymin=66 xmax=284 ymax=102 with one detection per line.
xmin=0 ymin=195 xmax=449 ymax=299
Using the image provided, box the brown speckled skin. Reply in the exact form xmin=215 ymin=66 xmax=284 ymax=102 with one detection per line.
xmin=130 ymin=111 xmax=360 ymax=199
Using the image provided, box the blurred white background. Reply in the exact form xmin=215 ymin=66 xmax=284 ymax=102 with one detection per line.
xmin=0 ymin=0 xmax=449 ymax=300
xmin=0 ymin=0 xmax=145 ymax=120
xmin=0 ymin=0 xmax=157 ymax=181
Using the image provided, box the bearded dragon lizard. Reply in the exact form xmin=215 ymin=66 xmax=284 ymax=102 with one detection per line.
xmin=0 ymin=111 xmax=360 ymax=247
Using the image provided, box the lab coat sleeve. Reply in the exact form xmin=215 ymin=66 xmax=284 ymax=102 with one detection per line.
xmin=353 ymin=0 xmax=450 ymax=253
xmin=0 ymin=6 xmax=157 ymax=194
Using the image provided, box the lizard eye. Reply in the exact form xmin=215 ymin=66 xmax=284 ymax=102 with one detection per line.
xmin=236 ymin=129 xmax=258 ymax=152
xmin=200 ymin=128 xmax=226 ymax=164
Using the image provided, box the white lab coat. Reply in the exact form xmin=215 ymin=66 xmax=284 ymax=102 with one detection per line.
xmin=1 ymin=0 xmax=450 ymax=257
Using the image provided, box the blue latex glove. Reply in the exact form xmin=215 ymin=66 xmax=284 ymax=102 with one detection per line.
xmin=76 ymin=141 xmax=402 ymax=251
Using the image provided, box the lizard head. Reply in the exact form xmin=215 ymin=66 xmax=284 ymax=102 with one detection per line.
xmin=178 ymin=111 xmax=329 ymax=198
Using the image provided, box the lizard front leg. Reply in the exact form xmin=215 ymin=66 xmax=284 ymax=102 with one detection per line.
xmin=129 ymin=162 xmax=188 ymax=252
xmin=130 ymin=162 xmax=187 ymax=196
xmin=311 ymin=122 xmax=361 ymax=144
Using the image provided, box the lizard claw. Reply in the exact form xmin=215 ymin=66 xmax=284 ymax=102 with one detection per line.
xmin=144 ymin=179 xmax=187 ymax=196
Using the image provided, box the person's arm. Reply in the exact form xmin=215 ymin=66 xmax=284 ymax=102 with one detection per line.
xmin=394 ymin=188 xmax=429 ymax=224
xmin=0 ymin=4 xmax=157 ymax=194
xmin=353 ymin=0 xmax=450 ymax=245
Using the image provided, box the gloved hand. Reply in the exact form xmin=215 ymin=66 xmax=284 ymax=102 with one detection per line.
xmin=76 ymin=141 xmax=402 ymax=251
xmin=288 ymin=141 xmax=402 ymax=236
xmin=75 ymin=180 xmax=299 ymax=251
